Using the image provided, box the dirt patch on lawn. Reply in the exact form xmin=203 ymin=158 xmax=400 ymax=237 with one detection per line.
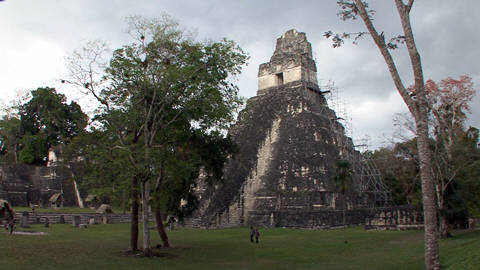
xmin=10 ymin=230 xmax=48 ymax=236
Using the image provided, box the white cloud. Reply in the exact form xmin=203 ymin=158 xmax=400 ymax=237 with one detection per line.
xmin=349 ymin=90 xmax=408 ymax=148
xmin=0 ymin=37 xmax=66 ymax=100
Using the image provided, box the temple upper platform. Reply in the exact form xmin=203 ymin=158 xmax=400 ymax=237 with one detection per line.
xmin=257 ymin=29 xmax=318 ymax=94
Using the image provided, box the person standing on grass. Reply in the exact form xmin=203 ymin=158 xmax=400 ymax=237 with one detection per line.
xmin=167 ymin=216 xmax=176 ymax=231
xmin=8 ymin=217 xmax=15 ymax=235
xmin=255 ymin=228 xmax=260 ymax=243
xmin=250 ymin=226 xmax=255 ymax=243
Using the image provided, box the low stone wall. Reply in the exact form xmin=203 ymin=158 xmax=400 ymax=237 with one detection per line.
xmin=13 ymin=212 xmax=133 ymax=225
xmin=9 ymin=206 xmax=427 ymax=230
xmin=187 ymin=208 xmax=372 ymax=229
xmin=271 ymin=209 xmax=370 ymax=229
xmin=365 ymin=206 xmax=424 ymax=230
xmin=185 ymin=206 xmax=425 ymax=230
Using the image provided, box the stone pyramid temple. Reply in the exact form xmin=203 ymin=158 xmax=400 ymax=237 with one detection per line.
xmin=189 ymin=29 xmax=387 ymax=228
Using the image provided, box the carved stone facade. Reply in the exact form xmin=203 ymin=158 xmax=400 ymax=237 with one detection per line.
xmin=188 ymin=30 xmax=374 ymax=228
xmin=0 ymin=164 xmax=78 ymax=207
xmin=258 ymin=29 xmax=318 ymax=94
xmin=365 ymin=206 xmax=424 ymax=230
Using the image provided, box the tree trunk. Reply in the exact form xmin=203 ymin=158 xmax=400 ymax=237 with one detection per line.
xmin=152 ymin=161 xmax=169 ymax=247
xmin=14 ymin=143 xmax=18 ymax=164
xmin=130 ymin=176 xmax=139 ymax=252
xmin=416 ymin=119 xmax=441 ymax=269
xmin=437 ymin=195 xmax=450 ymax=238
xmin=154 ymin=206 xmax=170 ymax=248
xmin=439 ymin=215 xmax=450 ymax=238
xmin=343 ymin=194 xmax=347 ymax=244
xmin=141 ymin=180 xmax=152 ymax=256
xmin=141 ymin=98 xmax=152 ymax=256
xmin=353 ymin=1 xmax=441 ymax=268
xmin=122 ymin=189 xmax=127 ymax=214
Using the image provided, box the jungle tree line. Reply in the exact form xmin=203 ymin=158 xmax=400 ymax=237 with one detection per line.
xmin=0 ymin=87 xmax=88 ymax=165
xmin=368 ymin=75 xmax=479 ymax=237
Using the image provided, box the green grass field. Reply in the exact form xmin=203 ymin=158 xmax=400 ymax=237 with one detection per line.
xmin=0 ymin=224 xmax=478 ymax=270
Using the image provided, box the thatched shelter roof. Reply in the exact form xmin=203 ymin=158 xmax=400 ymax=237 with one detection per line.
xmin=0 ymin=199 xmax=15 ymax=219
xmin=96 ymin=204 xmax=113 ymax=214
xmin=0 ymin=199 xmax=8 ymax=207
xmin=49 ymin=193 xmax=64 ymax=203
xmin=85 ymin=194 xmax=99 ymax=203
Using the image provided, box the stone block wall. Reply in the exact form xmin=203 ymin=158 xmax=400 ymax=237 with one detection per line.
xmin=13 ymin=212 xmax=135 ymax=225
xmin=365 ymin=206 xmax=424 ymax=230
xmin=0 ymin=164 xmax=78 ymax=207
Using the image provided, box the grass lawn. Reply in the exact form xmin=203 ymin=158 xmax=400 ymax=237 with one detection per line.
xmin=0 ymin=224 xmax=478 ymax=270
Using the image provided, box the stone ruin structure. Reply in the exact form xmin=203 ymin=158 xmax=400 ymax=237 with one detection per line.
xmin=186 ymin=30 xmax=393 ymax=229
xmin=0 ymin=163 xmax=79 ymax=208
xmin=365 ymin=206 xmax=424 ymax=230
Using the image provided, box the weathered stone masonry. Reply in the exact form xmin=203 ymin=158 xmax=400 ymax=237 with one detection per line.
xmin=188 ymin=29 xmax=374 ymax=228
xmin=0 ymin=163 xmax=78 ymax=207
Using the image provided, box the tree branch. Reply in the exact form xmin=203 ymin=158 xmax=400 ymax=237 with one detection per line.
xmin=407 ymin=0 xmax=414 ymax=13
xmin=354 ymin=0 xmax=416 ymax=116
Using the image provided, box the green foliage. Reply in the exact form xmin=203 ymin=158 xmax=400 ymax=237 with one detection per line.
xmin=66 ymin=15 xmax=247 ymax=222
xmin=372 ymin=125 xmax=480 ymax=221
xmin=435 ymin=126 xmax=480 ymax=223
xmin=334 ymin=159 xmax=353 ymax=195
xmin=20 ymin=87 xmax=88 ymax=144
xmin=457 ymin=160 xmax=480 ymax=216
xmin=0 ymin=116 xmax=22 ymax=163
xmin=454 ymin=128 xmax=480 ymax=216
xmin=152 ymin=130 xmax=238 ymax=220
xmin=63 ymin=128 xmax=134 ymax=209
xmin=369 ymin=140 xmax=422 ymax=206
xmin=19 ymin=133 xmax=48 ymax=164
xmin=442 ymin=182 xmax=469 ymax=227
xmin=6 ymin=87 xmax=90 ymax=165
xmin=102 ymin=23 xmax=247 ymax=133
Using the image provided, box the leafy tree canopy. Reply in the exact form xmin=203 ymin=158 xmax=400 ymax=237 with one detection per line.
xmin=16 ymin=87 xmax=88 ymax=164
xmin=64 ymin=15 xmax=247 ymax=252
xmin=19 ymin=87 xmax=88 ymax=145
xmin=0 ymin=116 xmax=22 ymax=163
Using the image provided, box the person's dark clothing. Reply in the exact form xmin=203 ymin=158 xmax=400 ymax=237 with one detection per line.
xmin=255 ymin=228 xmax=260 ymax=243
xmin=8 ymin=219 xmax=14 ymax=235
xmin=250 ymin=227 xmax=255 ymax=243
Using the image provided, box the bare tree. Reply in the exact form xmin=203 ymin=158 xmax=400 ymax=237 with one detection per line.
xmin=327 ymin=1 xmax=440 ymax=268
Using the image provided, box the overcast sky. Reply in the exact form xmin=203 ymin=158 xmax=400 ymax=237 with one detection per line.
xmin=1 ymin=0 xmax=479 ymax=149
